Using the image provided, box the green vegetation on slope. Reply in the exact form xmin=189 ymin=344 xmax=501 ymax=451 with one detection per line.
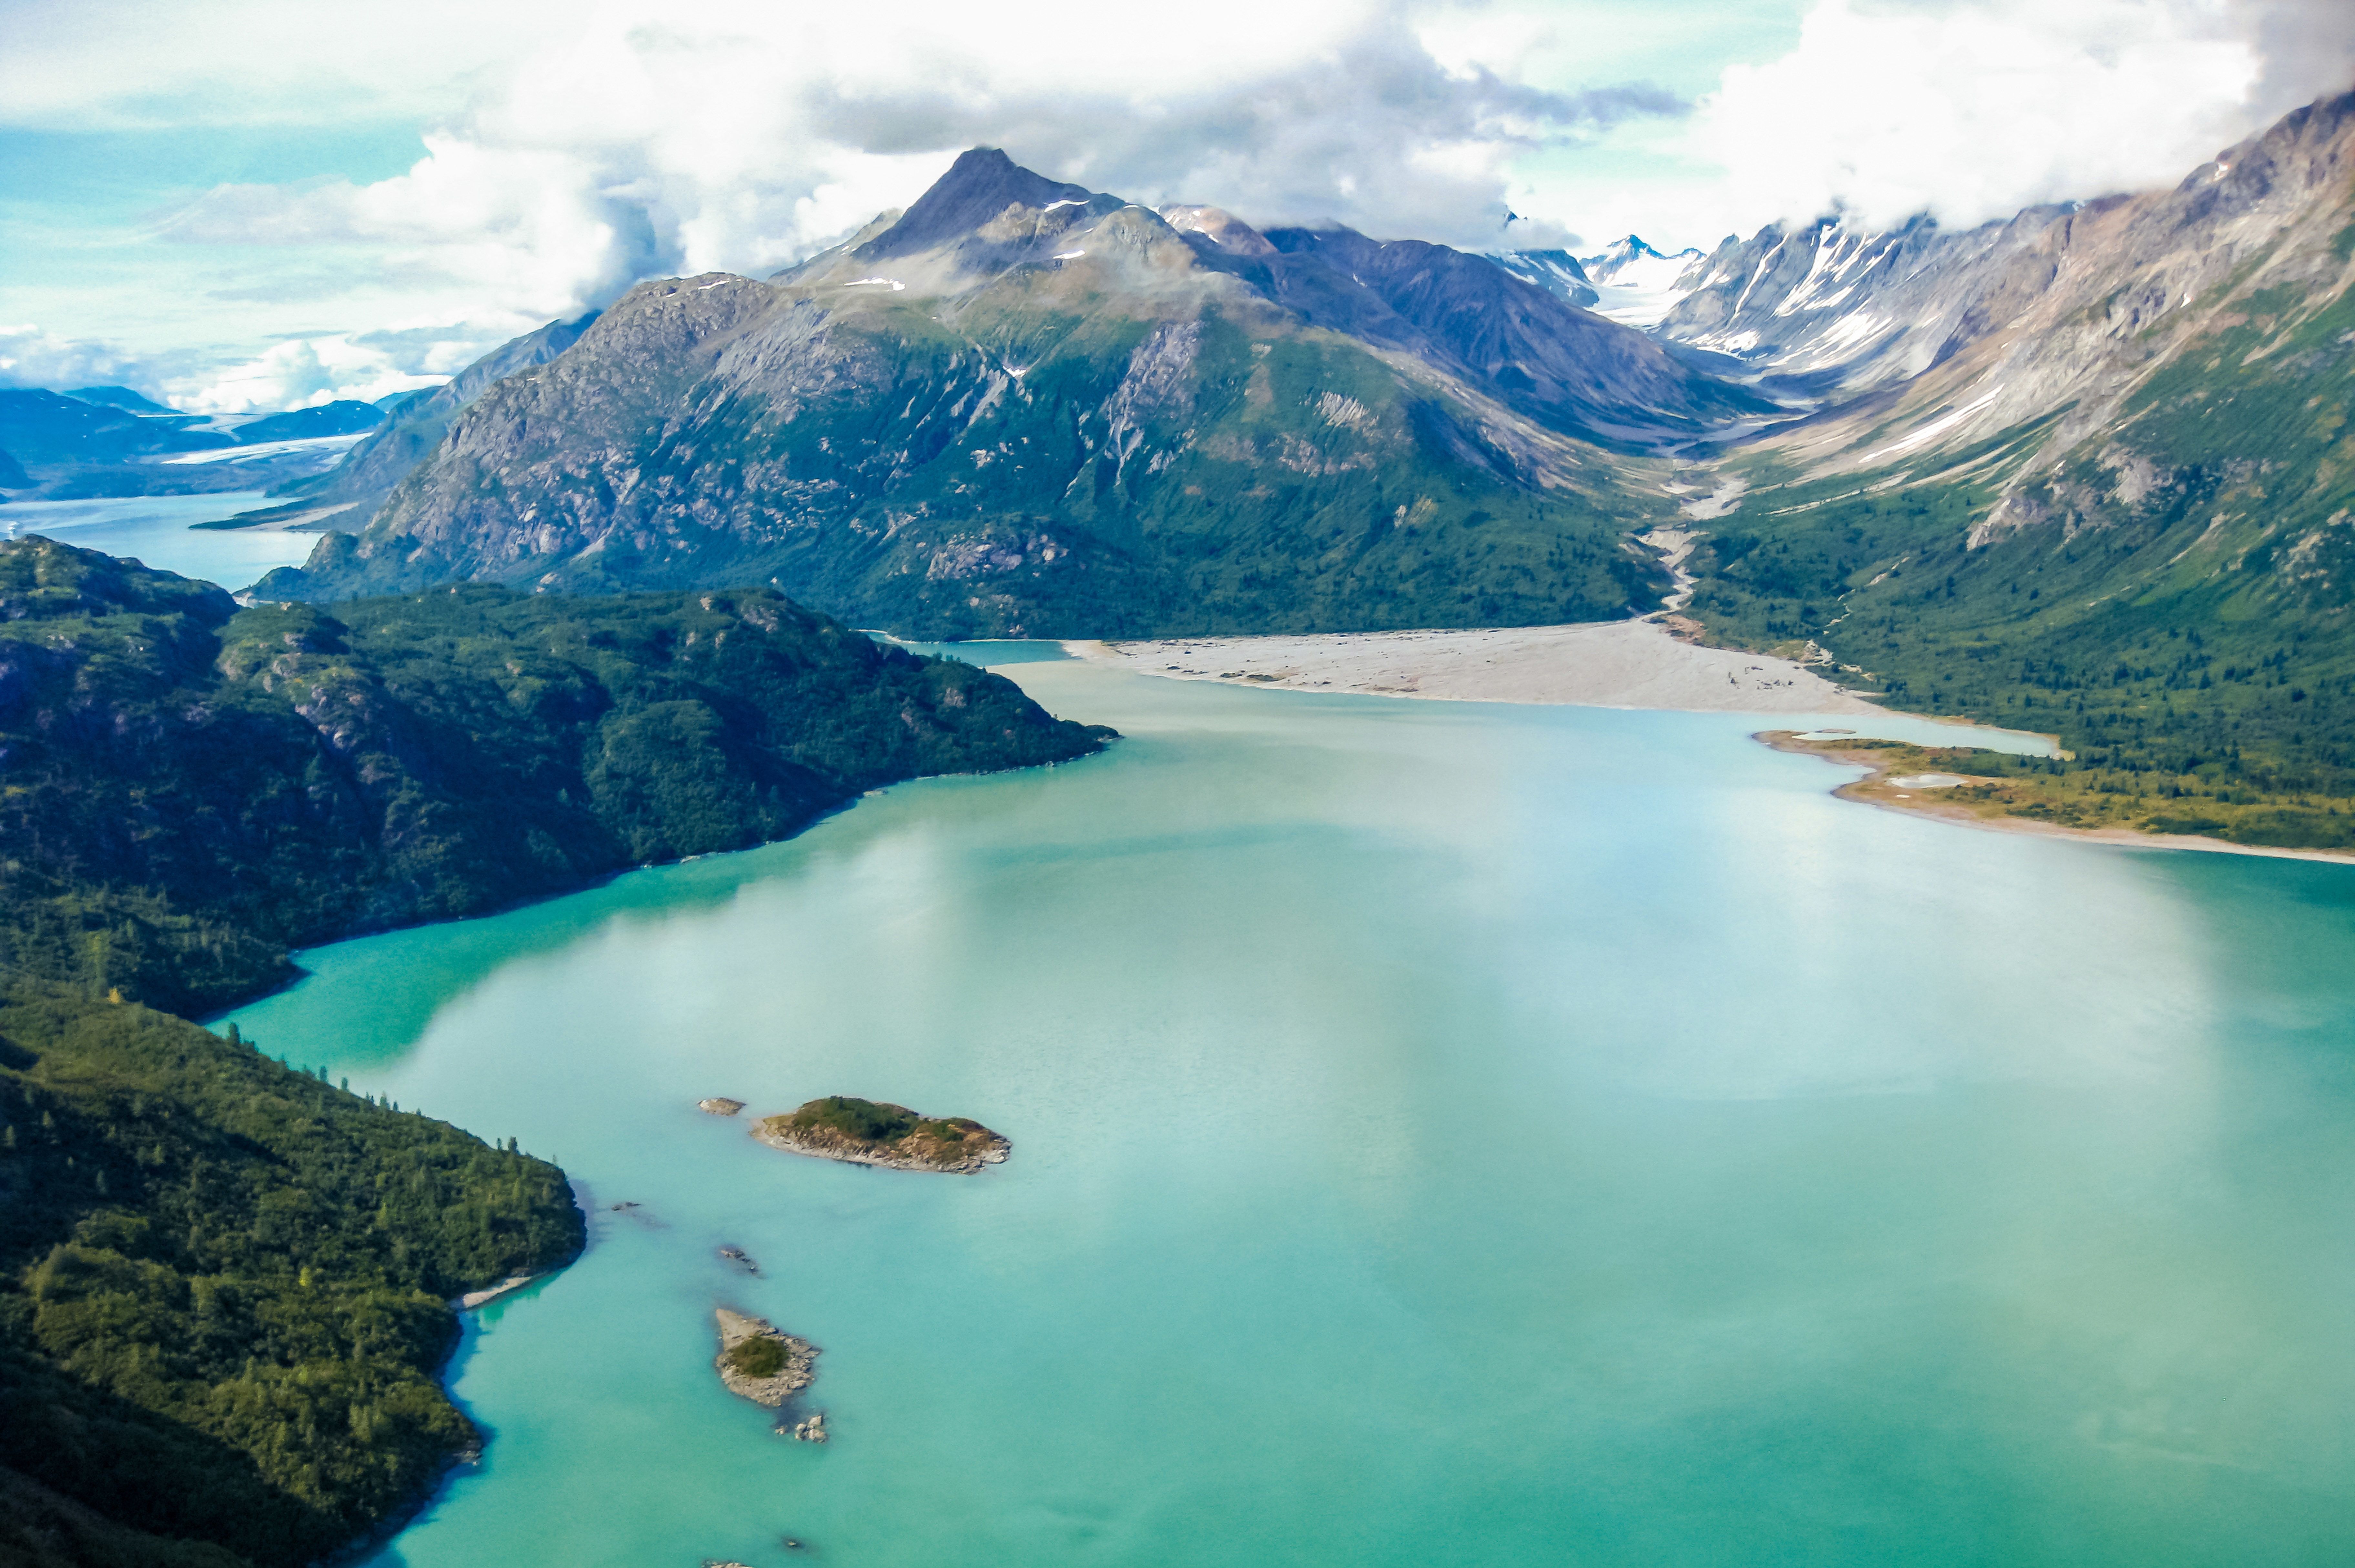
xmin=269 ymin=271 xmax=1676 ymax=637
xmin=1686 ymin=347 xmax=2355 ymax=849
xmin=0 ymin=994 xmax=580 ymax=1568
xmin=791 ymin=1096 xmax=923 ymax=1144
xmin=0 ymin=536 xmax=1112 ymax=1015
xmin=1665 ymin=131 xmax=2355 ymax=855
xmin=1763 ymin=734 xmax=2355 ymax=847
xmin=0 ymin=535 xmax=1112 ymax=1565
xmin=773 ymin=1096 xmax=1001 ymax=1167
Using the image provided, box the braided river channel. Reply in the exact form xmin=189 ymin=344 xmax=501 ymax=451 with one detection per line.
xmin=222 ymin=647 xmax=2355 ymax=1567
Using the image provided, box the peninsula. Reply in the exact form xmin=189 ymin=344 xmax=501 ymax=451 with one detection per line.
xmin=1761 ymin=732 xmax=2355 ymax=864
xmin=752 ymin=1096 xmax=1012 ymax=1174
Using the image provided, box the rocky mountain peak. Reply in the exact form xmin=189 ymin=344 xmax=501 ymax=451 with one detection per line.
xmin=1484 ymin=249 xmax=1599 ymax=308
xmin=1579 ymin=235 xmax=1703 ymax=286
xmin=854 ymin=147 xmax=1103 ymax=260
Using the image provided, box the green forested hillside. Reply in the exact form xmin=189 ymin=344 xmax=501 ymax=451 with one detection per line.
xmin=0 ymin=993 xmax=580 ymax=1568
xmin=0 ymin=537 xmax=1110 ymax=1015
xmin=0 ymin=535 xmax=1112 ymax=1566
xmin=1684 ymin=289 xmax=2355 ymax=849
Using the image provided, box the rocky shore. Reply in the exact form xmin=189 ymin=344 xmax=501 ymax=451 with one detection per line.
xmin=751 ymin=1096 xmax=1011 ymax=1174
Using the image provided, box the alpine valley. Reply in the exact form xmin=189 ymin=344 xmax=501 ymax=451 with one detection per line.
xmin=12 ymin=64 xmax=2355 ymax=1568
xmin=219 ymin=93 xmax=2355 ymax=847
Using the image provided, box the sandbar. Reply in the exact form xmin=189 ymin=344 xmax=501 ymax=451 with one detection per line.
xmin=1070 ymin=619 xmax=1880 ymax=714
xmin=454 ymin=1273 xmax=538 ymax=1310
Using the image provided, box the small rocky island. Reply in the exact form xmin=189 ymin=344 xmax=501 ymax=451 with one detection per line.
xmin=698 ymin=1097 xmax=746 ymax=1116
xmin=752 ymin=1096 xmax=1011 ymax=1174
xmin=714 ymin=1308 xmax=820 ymax=1424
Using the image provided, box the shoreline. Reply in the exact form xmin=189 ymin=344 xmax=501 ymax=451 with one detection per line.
xmin=1068 ymin=618 xmax=1883 ymax=714
xmin=1761 ymin=732 xmax=2355 ymax=868
xmin=1062 ymin=628 xmax=2347 ymax=868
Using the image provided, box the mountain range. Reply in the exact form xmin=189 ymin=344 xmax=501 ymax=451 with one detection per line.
xmin=146 ymin=86 xmax=2355 ymax=836
xmin=1650 ymin=89 xmax=2355 ymax=835
xmin=0 ymin=390 xmax=394 ymax=501
xmin=253 ymin=148 xmax=1782 ymax=635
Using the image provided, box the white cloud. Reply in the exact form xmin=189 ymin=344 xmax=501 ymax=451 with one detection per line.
xmin=167 ymin=337 xmax=444 ymax=414
xmin=137 ymin=0 xmax=1674 ymax=370
xmin=7 ymin=0 xmax=2350 ymax=412
xmin=1535 ymin=0 xmax=2355 ymax=248
xmin=1707 ymin=0 xmax=2262 ymax=231
xmin=0 ymin=322 xmax=448 ymax=412
xmin=0 ymin=325 xmax=152 ymax=392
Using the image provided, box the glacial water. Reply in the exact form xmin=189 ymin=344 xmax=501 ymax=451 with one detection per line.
xmin=0 ymin=491 xmax=312 ymax=588
xmin=223 ymin=656 xmax=2355 ymax=1567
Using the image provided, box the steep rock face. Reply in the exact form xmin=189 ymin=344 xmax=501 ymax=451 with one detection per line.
xmin=251 ymin=311 xmax=602 ymax=527
xmin=852 ymin=146 xmax=1100 ymax=262
xmin=1657 ymin=211 xmax=2074 ymax=396
xmin=1676 ymin=91 xmax=2355 ymax=475
xmin=1253 ymin=227 xmax=1766 ymax=445
xmin=1485 ymin=248 xmax=1599 ymax=308
xmin=269 ymin=151 xmax=1720 ymax=635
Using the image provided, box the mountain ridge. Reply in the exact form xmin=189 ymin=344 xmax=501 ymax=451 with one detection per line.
xmin=1656 ymin=88 xmax=2355 ymax=846
xmin=255 ymin=149 xmax=1765 ymax=635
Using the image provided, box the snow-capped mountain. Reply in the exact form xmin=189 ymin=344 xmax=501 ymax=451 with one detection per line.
xmin=1652 ymin=212 xmax=2075 ymax=398
xmin=1663 ymin=89 xmax=2355 ymax=476
xmin=1572 ymin=236 xmax=1708 ymax=329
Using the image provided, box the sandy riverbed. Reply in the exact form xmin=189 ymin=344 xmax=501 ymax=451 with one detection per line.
xmin=1072 ymin=619 xmax=1882 ymax=714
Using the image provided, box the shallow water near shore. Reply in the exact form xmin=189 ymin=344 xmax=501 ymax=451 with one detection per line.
xmin=226 ymin=658 xmax=2355 ymax=1567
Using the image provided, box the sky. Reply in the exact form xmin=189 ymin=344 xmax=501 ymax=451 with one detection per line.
xmin=1 ymin=0 xmax=2350 ymax=413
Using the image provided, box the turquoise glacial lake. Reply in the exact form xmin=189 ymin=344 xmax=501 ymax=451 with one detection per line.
xmin=0 ymin=491 xmax=312 ymax=588
xmin=223 ymin=655 xmax=2355 ymax=1567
